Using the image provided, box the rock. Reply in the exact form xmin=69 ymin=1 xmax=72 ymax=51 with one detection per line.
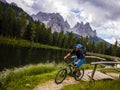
xmin=32 ymin=12 xmax=70 ymax=33
xmin=72 ymin=22 xmax=96 ymax=37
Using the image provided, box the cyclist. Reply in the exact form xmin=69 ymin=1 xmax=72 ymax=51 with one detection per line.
xmin=64 ymin=44 xmax=86 ymax=74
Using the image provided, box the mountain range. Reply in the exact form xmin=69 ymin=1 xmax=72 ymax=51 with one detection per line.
xmin=32 ymin=12 xmax=70 ymax=33
xmin=32 ymin=12 xmax=111 ymax=45
xmin=32 ymin=12 xmax=97 ymax=37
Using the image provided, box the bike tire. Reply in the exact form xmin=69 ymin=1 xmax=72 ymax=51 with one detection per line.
xmin=55 ymin=68 xmax=67 ymax=84
xmin=74 ymin=68 xmax=84 ymax=81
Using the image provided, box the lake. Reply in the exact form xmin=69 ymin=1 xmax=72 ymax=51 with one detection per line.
xmin=0 ymin=44 xmax=101 ymax=71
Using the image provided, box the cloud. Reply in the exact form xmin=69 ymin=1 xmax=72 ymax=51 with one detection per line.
xmin=104 ymin=37 xmax=117 ymax=44
xmin=6 ymin=0 xmax=34 ymax=14
xmin=75 ymin=0 xmax=120 ymax=44
xmin=71 ymin=8 xmax=80 ymax=13
xmin=77 ymin=0 xmax=120 ymax=21
xmin=31 ymin=0 xmax=79 ymax=27
xmin=75 ymin=0 xmax=120 ymax=27
xmin=6 ymin=0 xmax=120 ymax=44
xmin=96 ymin=21 xmax=120 ymax=38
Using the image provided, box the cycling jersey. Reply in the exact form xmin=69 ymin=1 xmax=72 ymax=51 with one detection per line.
xmin=70 ymin=48 xmax=85 ymax=59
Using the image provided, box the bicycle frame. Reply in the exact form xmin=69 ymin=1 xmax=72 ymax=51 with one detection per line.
xmin=64 ymin=59 xmax=78 ymax=75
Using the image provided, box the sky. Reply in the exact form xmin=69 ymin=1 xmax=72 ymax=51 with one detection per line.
xmin=6 ymin=0 xmax=120 ymax=44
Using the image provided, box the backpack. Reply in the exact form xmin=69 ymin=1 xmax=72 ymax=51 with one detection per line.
xmin=81 ymin=47 xmax=86 ymax=57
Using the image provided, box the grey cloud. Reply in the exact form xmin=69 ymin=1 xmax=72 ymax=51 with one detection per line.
xmin=31 ymin=0 xmax=56 ymax=14
xmin=30 ymin=0 xmax=120 ymax=27
xmin=21 ymin=0 xmax=31 ymax=8
xmin=77 ymin=0 xmax=120 ymax=21
xmin=31 ymin=0 xmax=46 ymax=13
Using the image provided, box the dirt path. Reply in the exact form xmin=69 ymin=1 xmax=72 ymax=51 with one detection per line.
xmin=33 ymin=70 xmax=117 ymax=90
xmin=33 ymin=77 xmax=79 ymax=90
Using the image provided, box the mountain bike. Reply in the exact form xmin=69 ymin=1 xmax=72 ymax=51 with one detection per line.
xmin=55 ymin=58 xmax=84 ymax=84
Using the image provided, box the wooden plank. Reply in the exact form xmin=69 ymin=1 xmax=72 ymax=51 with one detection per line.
xmin=94 ymin=74 xmax=103 ymax=80
xmin=86 ymin=56 xmax=106 ymax=61
xmin=106 ymin=73 xmax=120 ymax=79
xmin=82 ymin=71 xmax=91 ymax=81
xmin=91 ymin=61 xmax=120 ymax=65
xmin=93 ymin=71 xmax=114 ymax=80
xmin=82 ymin=70 xmax=114 ymax=81
xmin=71 ymin=56 xmax=106 ymax=61
xmin=82 ymin=74 xmax=90 ymax=81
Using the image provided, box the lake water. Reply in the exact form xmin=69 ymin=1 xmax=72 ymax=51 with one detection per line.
xmin=0 ymin=44 xmax=101 ymax=71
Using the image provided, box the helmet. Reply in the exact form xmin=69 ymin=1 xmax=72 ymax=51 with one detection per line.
xmin=76 ymin=44 xmax=83 ymax=49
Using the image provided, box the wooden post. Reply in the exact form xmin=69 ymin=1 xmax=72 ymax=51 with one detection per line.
xmin=0 ymin=81 xmax=2 ymax=87
xmin=90 ymin=64 xmax=97 ymax=82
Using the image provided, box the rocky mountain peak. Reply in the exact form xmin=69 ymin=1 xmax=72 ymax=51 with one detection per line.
xmin=72 ymin=22 xmax=96 ymax=37
xmin=84 ymin=22 xmax=92 ymax=30
xmin=74 ymin=22 xmax=80 ymax=27
xmin=32 ymin=11 xmax=97 ymax=37
xmin=32 ymin=12 xmax=70 ymax=32
xmin=74 ymin=22 xmax=83 ymax=28
xmin=65 ymin=20 xmax=70 ymax=29
xmin=85 ymin=22 xmax=90 ymax=26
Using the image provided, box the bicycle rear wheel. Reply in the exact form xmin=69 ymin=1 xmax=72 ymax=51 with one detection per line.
xmin=55 ymin=68 xmax=67 ymax=84
xmin=74 ymin=68 xmax=84 ymax=81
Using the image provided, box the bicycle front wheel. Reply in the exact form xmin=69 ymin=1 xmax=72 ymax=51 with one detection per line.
xmin=55 ymin=68 xmax=67 ymax=84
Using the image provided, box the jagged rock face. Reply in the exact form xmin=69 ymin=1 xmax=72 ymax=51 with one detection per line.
xmin=32 ymin=12 xmax=70 ymax=32
xmin=0 ymin=0 xmax=7 ymax=3
xmin=72 ymin=22 xmax=96 ymax=37
xmin=32 ymin=12 xmax=97 ymax=37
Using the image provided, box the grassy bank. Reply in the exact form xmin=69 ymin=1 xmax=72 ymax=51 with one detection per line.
xmin=0 ymin=63 xmax=58 ymax=90
xmin=0 ymin=62 xmax=94 ymax=90
xmin=62 ymin=79 xmax=120 ymax=90
xmin=0 ymin=36 xmax=68 ymax=50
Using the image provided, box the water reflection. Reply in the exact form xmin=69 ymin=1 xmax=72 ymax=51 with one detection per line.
xmin=0 ymin=44 xmax=101 ymax=70
xmin=0 ymin=44 xmax=67 ymax=70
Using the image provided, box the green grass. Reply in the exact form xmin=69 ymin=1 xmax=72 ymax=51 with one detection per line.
xmin=62 ymin=79 xmax=120 ymax=90
xmin=0 ymin=63 xmax=57 ymax=90
xmin=0 ymin=36 xmax=68 ymax=50
xmin=81 ymin=65 xmax=94 ymax=70
xmin=0 ymin=63 xmax=119 ymax=90
xmin=100 ymin=68 xmax=120 ymax=74
xmin=0 ymin=63 xmax=94 ymax=90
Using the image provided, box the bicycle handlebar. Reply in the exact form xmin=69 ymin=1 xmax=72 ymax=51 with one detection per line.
xmin=65 ymin=57 xmax=75 ymax=65
xmin=65 ymin=57 xmax=77 ymax=67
